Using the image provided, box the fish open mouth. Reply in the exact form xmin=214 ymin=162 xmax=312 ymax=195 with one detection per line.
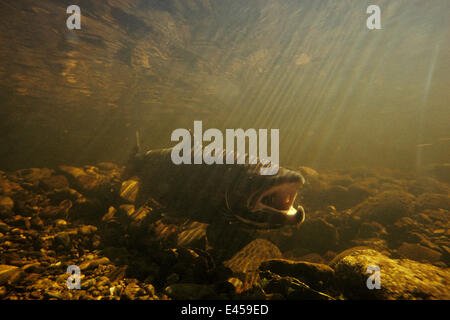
xmin=234 ymin=181 xmax=305 ymax=229
xmin=258 ymin=182 xmax=300 ymax=215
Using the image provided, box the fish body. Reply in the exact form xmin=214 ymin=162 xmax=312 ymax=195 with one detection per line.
xmin=123 ymin=145 xmax=306 ymax=229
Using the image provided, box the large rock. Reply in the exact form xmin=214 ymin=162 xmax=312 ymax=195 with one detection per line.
xmin=292 ymin=218 xmax=339 ymax=253
xmin=357 ymin=221 xmax=387 ymax=239
xmin=176 ymin=221 xmax=208 ymax=249
xmin=40 ymin=200 xmax=72 ymax=219
xmin=300 ymin=170 xmax=373 ymax=211
xmin=415 ymin=193 xmax=450 ymax=212
xmin=0 ymin=176 xmax=24 ymax=197
xmin=352 ymin=190 xmax=416 ymax=224
xmin=407 ymin=176 xmax=449 ymax=196
xmin=259 ymin=271 xmax=334 ymax=300
xmin=119 ymin=179 xmax=140 ymax=203
xmin=224 ymin=239 xmax=282 ymax=290
xmin=331 ymin=248 xmax=450 ymax=299
xmin=167 ymin=248 xmax=213 ymax=284
xmin=224 ymin=239 xmax=282 ymax=275
xmin=39 ymin=175 xmax=70 ymax=190
xmin=396 ymin=242 xmax=442 ymax=264
xmin=58 ymin=165 xmax=120 ymax=197
xmin=386 ymin=217 xmax=427 ymax=247
xmin=0 ymin=196 xmax=14 ymax=218
xmin=0 ymin=265 xmax=24 ymax=286
xmin=13 ymin=168 xmax=54 ymax=186
xmin=79 ymin=257 xmax=111 ymax=271
xmin=259 ymin=259 xmax=334 ymax=291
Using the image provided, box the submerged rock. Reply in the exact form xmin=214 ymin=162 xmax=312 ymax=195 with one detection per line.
xmin=224 ymin=239 xmax=283 ymax=275
xmin=396 ymin=242 xmax=442 ymax=264
xmin=0 ymin=196 xmax=14 ymax=218
xmin=295 ymin=253 xmax=325 ymax=264
xmin=407 ymin=176 xmax=449 ymax=196
xmin=259 ymin=271 xmax=334 ymax=300
xmin=79 ymin=257 xmax=111 ymax=271
xmin=0 ymin=176 xmax=24 ymax=197
xmin=58 ymin=165 xmax=120 ymax=197
xmin=119 ymin=179 xmax=140 ymax=203
xmin=164 ymin=283 xmax=216 ymax=300
xmin=331 ymin=248 xmax=450 ymax=299
xmin=40 ymin=200 xmax=72 ymax=219
xmin=123 ymin=282 xmax=144 ymax=300
xmin=352 ymin=190 xmax=416 ymax=224
xmin=176 ymin=221 xmax=208 ymax=248
xmin=259 ymin=259 xmax=334 ymax=291
xmin=224 ymin=239 xmax=282 ymax=291
xmin=0 ymin=161 xmax=448 ymax=300
xmin=0 ymin=265 xmax=20 ymax=285
xmin=357 ymin=221 xmax=387 ymax=239
xmin=12 ymin=168 xmax=54 ymax=187
xmin=415 ymin=193 xmax=450 ymax=212
xmin=292 ymin=218 xmax=339 ymax=253
xmin=39 ymin=175 xmax=69 ymax=190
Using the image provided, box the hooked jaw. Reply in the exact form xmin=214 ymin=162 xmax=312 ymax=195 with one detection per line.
xmin=254 ymin=181 xmax=305 ymax=225
xmin=233 ymin=179 xmax=306 ymax=229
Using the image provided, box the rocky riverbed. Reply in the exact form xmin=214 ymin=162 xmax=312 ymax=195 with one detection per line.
xmin=0 ymin=163 xmax=449 ymax=300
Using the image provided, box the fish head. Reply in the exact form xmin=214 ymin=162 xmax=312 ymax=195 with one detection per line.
xmin=228 ymin=166 xmax=306 ymax=229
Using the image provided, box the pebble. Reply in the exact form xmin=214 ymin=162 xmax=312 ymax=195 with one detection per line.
xmin=0 ymin=196 xmax=14 ymax=218
xmin=55 ymin=219 xmax=68 ymax=227
xmin=81 ymin=278 xmax=96 ymax=290
xmin=22 ymin=262 xmax=42 ymax=273
xmin=0 ymin=265 xmax=19 ymax=285
xmin=0 ymin=221 xmax=10 ymax=233
xmin=79 ymin=257 xmax=111 ymax=271
xmin=96 ymin=276 xmax=110 ymax=287
xmin=45 ymin=291 xmax=62 ymax=299
xmin=55 ymin=232 xmax=72 ymax=249
xmin=109 ymin=285 xmax=123 ymax=298
xmin=143 ymin=284 xmax=156 ymax=297
xmin=78 ymin=225 xmax=98 ymax=235
xmin=119 ymin=180 xmax=140 ymax=203
xmin=166 ymin=273 xmax=180 ymax=285
xmin=0 ymin=286 xmax=7 ymax=298
xmin=123 ymin=283 xmax=142 ymax=300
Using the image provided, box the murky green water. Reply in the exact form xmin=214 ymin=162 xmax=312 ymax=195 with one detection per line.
xmin=0 ymin=0 xmax=449 ymax=172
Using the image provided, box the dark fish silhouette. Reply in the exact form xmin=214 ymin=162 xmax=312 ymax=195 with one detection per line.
xmin=122 ymin=133 xmax=306 ymax=229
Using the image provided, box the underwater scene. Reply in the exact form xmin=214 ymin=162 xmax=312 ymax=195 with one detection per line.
xmin=0 ymin=0 xmax=449 ymax=302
